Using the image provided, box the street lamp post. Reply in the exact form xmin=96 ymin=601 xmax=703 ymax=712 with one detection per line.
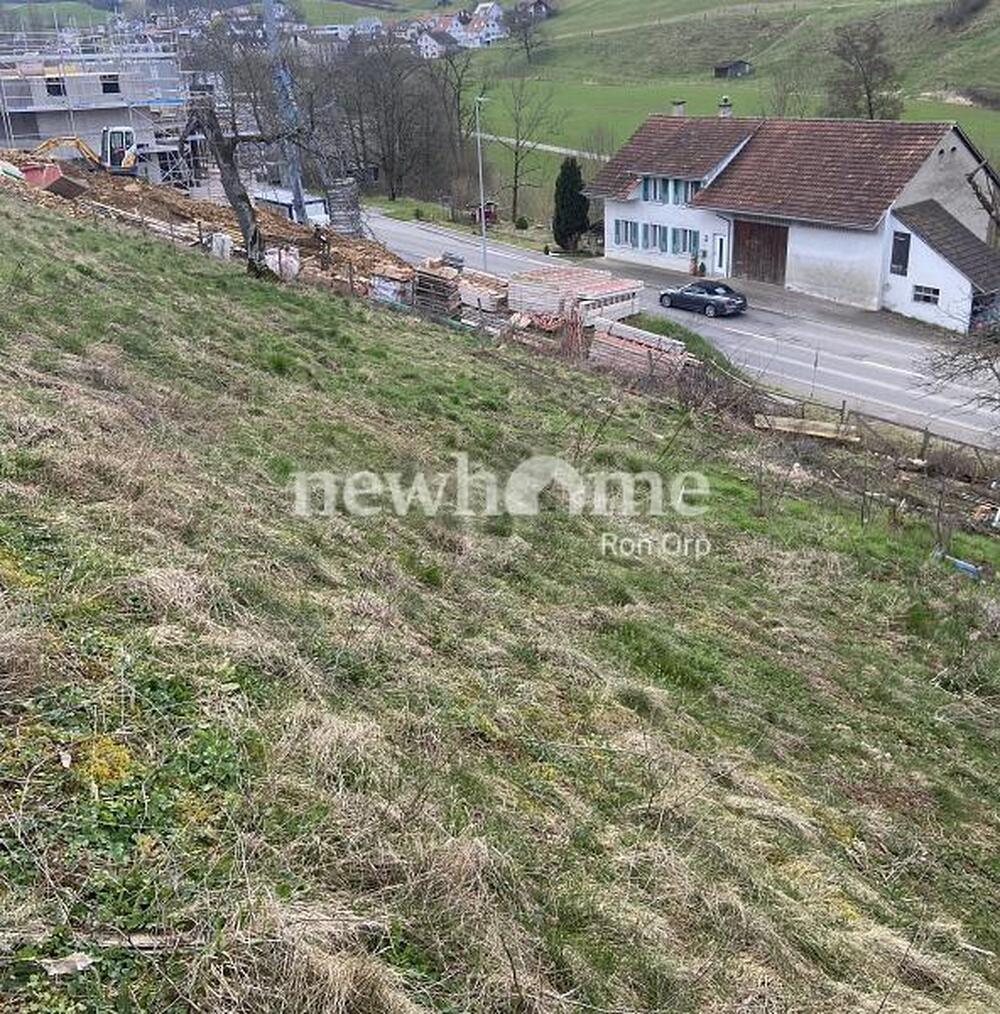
xmin=474 ymin=96 xmax=489 ymax=272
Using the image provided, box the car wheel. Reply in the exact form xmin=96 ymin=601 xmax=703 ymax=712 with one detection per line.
xmin=704 ymin=303 xmax=717 ymax=318
xmin=660 ymin=294 xmax=672 ymax=308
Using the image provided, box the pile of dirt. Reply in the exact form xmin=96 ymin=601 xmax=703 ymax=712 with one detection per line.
xmin=0 ymin=148 xmax=410 ymax=279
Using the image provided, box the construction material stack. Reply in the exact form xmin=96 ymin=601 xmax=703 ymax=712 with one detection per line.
xmin=587 ymin=317 xmax=691 ymax=379
xmin=327 ymin=178 xmax=362 ymax=236
xmin=414 ymin=259 xmax=461 ymax=316
xmin=509 ymin=265 xmax=643 ymax=324
xmin=370 ymin=264 xmax=415 ymax=306
xmin=458 ymin=269 xmax=508 ymax=312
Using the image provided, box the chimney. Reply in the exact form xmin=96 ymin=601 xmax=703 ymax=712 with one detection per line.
xmin=671 ymin=98 xmax=686 ymax=117
xmin=718 ymin=95 xmax=733 ymax=118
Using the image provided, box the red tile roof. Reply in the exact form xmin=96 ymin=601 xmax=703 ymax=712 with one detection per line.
xmin=585 ymin=115 xmax=761 ymax=200
xmin=691 ymin=118 xmax=952 ymax=229
xmin=590 ymin=115 xmax=958 ymax=230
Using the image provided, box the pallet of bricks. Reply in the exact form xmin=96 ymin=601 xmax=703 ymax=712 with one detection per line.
xmin=370 ymin=263 xmax=415 ymax=306
xmin=587 ymin=317 xmax=692 ymax=379
xmin=508 ymin=265 xmax=643 ymax=324
xmin=414 ymin=258 xmax=461 ymax=316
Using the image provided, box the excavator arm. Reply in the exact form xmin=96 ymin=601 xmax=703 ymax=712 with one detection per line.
xmin=30 ymin=135 xmax=101 ymax=165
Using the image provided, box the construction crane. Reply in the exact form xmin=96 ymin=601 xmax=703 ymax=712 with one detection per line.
xmin=31 ymin=126 xmax=139 ymax=174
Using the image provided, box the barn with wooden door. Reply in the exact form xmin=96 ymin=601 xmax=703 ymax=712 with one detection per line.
xmin=590 ymin=111 xmax=1000 ymax=328
xmin=692 ymin=118 xmax=994 ymax=312
xmin=731 ymin=219 xmax=788 ymax=285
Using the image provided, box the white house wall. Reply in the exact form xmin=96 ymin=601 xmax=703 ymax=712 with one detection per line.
xmin=604 ymin=192 xmax=730 ymax=275
xmin=784 ymin=222 xmax=884 ymax=309
xmin=882 ymin=213 xmax=973 ymax=332
xmin=896 ymin=126 xmax=992 ymax=242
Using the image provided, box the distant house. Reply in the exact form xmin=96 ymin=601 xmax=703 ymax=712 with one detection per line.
xmin=311 ymin=23 xmax=353 ymax=41
xmin=472 ymin=1 xmax=504 ymax=20
xmin=354 ymin=16 xmax=383 ymax=36
xmin=428 ymin=11 xmax=467 ymax=43
xmin=416 ymin=29 xmax=458 ymax=58
xmin=515 ymin=0 xmax=555 ymax=18
xmin=463 ymin=2 xmax=507 ymax=47
xmin=714 ymin=59 xmax=753 ymax=79
xmin=587 ymin=109 xmax=1000 ymax=333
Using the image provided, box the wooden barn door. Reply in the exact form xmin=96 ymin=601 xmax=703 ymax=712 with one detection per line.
xmin=732 ymin=220 xmax=788 ymax=285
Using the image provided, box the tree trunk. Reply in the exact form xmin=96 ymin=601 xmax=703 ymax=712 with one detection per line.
xmin=511 ymin=153 xmax=521 ymax=223
xmin=186 ymin=98 xmax=274 ymax=278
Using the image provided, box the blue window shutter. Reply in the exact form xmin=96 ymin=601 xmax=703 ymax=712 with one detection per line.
xmin=642 ymin=177 xmax=650 ymax=201
xmin=614 ymin=220 xmax=621 ymax=244
xmin=642 ymin=223 xmax=649 ymax=248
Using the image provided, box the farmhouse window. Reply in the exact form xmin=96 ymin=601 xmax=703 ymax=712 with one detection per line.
xmin=45 ymin=76 xmax=66 ymax=96
xmin=891 ymin=232 xmax=910 ymax=276
xmin=671 ymin=228 xmax=699 ymax=255
xmin=913 ymin=285 xmax=939 ymax=305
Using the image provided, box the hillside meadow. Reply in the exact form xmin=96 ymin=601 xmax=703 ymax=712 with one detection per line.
xmin=1 ymin=191 xmax=1000 ymax=1011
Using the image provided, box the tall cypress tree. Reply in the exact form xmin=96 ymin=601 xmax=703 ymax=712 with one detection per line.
xmin=552 ymin=157 xmax=590 ymax=252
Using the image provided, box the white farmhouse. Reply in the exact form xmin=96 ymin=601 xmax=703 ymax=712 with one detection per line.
xmin=416 ymin=30 xmax=458 ymax=59
xmin=587 ymin=105 xmax=1000 ymax=333
xmin=464 ymin=2 xmax=508 ymax=47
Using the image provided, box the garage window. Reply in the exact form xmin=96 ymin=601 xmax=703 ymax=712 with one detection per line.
xmin=890 ymin=231 xmax=910 ymax=276
xmin=913 ymin=285 xmax=939 ymax=305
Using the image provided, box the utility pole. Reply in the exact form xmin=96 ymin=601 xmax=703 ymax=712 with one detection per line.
xmin=475 ymin=95 xmax=489 ymax=272
xmin=262 ymin=0 xmax=307 ymax=224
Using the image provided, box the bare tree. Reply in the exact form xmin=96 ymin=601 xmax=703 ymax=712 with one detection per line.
xmin=925 ymin=169 xmax=1000 ymax=417
xmin=761 ymin=59 xmax=813 ymax=118
xmin=328 ymin=37 xmax=454 ymax=200
xmin=966 ymin=162 xmax=1000 ymax=236
xmin=823 ymin=19 xmax=903 ymax=120
xmin=495 ymin=78 xmax=556 ymax=223
xmin=429 ymin=48 xmax=486 ymax=177
xmin=504 ymin=6 xmax=547 ymax=63
xmin=927 ymin=325 xmax=1000 ymax=416
xmin=181 ymin=97 xmax=273 ymax=277
xmin=580 ymin=124 xmax=618 ymax=162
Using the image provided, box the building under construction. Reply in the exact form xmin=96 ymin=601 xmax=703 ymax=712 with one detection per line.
xmin=0 ymin=25 xmax=192 ymax=183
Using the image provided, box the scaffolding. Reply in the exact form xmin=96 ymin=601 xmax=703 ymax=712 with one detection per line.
xmin=0 ymin=22 xmax=192 ymax=183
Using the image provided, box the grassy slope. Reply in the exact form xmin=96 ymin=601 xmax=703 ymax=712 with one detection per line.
xmin=2 ymin=195 xmax=1000 ymax=1011
xmin=0 ymin=1 xmax=108 ymax=25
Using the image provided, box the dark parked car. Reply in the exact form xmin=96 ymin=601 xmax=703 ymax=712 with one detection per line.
xmin=659 ymin=282 xmax=747 ymax=317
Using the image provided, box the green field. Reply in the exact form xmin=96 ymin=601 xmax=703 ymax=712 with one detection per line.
xmin=0 ymin=0 xmax=108 ymax=26
xmin=453 ymin=0 xmax=1000 ymax=216
xmin=4 ymin=184 xmax=1000 ymax=1012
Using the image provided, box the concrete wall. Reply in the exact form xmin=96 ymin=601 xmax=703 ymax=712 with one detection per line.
xmin=882 ymin=212 xmax=972 ymax=332
xmin=896 ymin=126 xmax=994 ymax=242
xmin=604 ymin=192 xmax=731 ymax=275
xmin=785 ymin=222 xmax=884 ymax=309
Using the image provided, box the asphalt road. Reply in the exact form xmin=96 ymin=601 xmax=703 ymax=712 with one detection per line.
xmin=365 ymin=209 xmax=1000 ymax=449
